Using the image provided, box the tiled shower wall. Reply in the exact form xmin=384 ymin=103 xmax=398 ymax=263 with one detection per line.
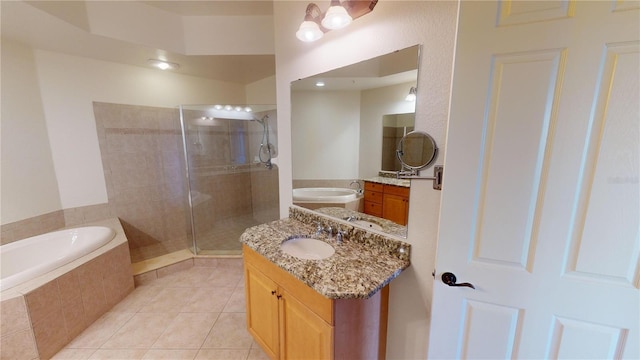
xmin=382 ymin=126 xmax=414 ymax=172
xmin=93 ymin=102 xmax=190 ymax=263
xmin=94 ymin=103 xmax=279 ymax=262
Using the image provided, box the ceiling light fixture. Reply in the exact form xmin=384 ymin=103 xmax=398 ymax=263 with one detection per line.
xmin=296 ymin=4 xmax=324 ymax=42
xmin=296 ymin=0 xmax=377 ymax=42
xmin=147 ymin=59 xmax=179 ymax=71
xmin=206 ymin=106 xmax=256 ymax=121
xmin=405 ymin=86 xmax=417 ymax=101
xmin=315 ymin=81 xmax=326 ymax=87
xmin=321 ymin=0 xmax=352 ymax=29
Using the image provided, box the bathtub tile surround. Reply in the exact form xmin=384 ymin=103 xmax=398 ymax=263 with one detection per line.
xmin=0 ymin=210 xmax=65 ymax=246
xmin=0 ymin=218 xmax=134 ymax=360
xmin=0 ymin=296 xmax=38 ymax=359
xmin=63 ymin=204 xmax=115 ymax=228
xmin=1 ymin=203 xmax=118 ymax=246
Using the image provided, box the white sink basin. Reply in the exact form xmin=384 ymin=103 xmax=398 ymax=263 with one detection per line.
xmin=351 ymin=220 xmax=383 ymax=231
xmin=280 ymin=237 xmax=335 ymax=260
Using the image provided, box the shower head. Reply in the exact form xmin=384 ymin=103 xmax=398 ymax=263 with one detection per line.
xmin=254 ymin=114 xmax=269 ymax=125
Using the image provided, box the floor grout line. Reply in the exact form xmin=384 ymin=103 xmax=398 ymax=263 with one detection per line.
xmin=53 ymin=259 xmax=265 ymax=360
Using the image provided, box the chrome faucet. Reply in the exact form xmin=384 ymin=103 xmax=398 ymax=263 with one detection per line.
xmin=315 ymin=222 xmax=334 ymax=237
xmin=349 ymin=180 xmax=363 ymax=195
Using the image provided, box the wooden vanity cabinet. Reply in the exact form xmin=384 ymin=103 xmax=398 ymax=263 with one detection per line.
xmin=364 ymin=181 xmax=410 ymax=225
xmin=363 ymin=181 xmax=384 ymax=217
xmin=243 ymin=245 xmax=388 ymax=360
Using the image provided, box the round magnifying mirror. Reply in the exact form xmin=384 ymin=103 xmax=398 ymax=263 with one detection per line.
xmin=396 ymin=131 xmax=438 ymax=170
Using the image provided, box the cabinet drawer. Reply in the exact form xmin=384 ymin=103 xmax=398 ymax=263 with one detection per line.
xmin=364 ymin=201 xmax=383 ymax=217
xmin=384 ymin=184 xmax=410 ymax=197
xmin=364 ymin=190 xmax=383 ymax=204
xmin=364 ymin=181 xmax=383 ymax=192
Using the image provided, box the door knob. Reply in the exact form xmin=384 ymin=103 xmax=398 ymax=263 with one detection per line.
xmin=441 ymin=272 xmax=475 ymax=289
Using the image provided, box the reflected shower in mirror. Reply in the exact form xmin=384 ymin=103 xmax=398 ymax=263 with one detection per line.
xmin=291 ymin=45 xmax=421 ymax=238
xmin=396 ymin=131 xmax=438 ymax=170
xmin=381 ymin=112 xmax=415 ymax=172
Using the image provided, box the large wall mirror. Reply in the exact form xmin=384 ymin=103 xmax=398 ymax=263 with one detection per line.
xmin=291 ymin=45 xmax=421 ymax=238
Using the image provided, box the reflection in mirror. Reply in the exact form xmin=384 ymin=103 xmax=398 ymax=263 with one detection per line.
xmin=381 ymin=113 xmax=415 ymax=171
xmin=291 ymin=45 xmax=421 ymax=238
xmin=396 ymin=131 xmax=438 ymax=170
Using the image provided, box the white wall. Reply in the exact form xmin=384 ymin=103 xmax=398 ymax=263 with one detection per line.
xmin=273 ymin=1 xmax=458 ymax=358
xmin=291 ymin=90 xmax=360 ymax=179
xmin=1 ymin=40 xmax=62 ymax=224
xmin=32 ymin=49 xmax=247 ymax=210
xmin=360 ymin=81 xmax=417 ymax=178
xmin=246 ymin=75 xmax=277 ymax=105
xmin=291 ymin=81 xmax=415 ymax=180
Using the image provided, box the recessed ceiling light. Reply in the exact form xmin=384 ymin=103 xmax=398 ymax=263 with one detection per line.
xmin=315 ymin=81 xmax=325 ymax=87
xmin=147 ymin=59 xmax=180 ymax=71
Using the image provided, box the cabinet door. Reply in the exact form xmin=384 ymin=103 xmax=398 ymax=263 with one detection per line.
xmin=382 ymin=193 xmax=409 ymax=225
xmin=280 ymin=289 xmax=333 ymax=360
xmin=245 ymin=264 xmax=279 ymax=359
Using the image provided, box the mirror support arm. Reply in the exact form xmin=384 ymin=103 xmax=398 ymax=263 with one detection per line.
xmin=397 ymin=165 xmax=443 ymax=190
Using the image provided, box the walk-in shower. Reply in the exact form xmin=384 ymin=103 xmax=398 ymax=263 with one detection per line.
xmin=179 ymin=104 xmax=280 ymax=255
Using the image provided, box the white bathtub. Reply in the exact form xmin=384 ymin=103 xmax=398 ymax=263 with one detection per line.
xmin=293 ymin=187 xmax=358 ymax=202
xmin=0 ymin=226 xmax=116 ymax=292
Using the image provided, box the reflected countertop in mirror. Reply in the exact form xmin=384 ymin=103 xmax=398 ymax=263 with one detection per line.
xmin=363 ymin=175 xmax=410 ymax=188
xmin=314 ymin=207 xmax=407 ymax=238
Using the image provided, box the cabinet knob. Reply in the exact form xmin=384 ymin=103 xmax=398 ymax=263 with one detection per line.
xmin=271 ymin=290 xmax=276 ymax=295
xmin=276 ymin=294 xmax=282 ymax=300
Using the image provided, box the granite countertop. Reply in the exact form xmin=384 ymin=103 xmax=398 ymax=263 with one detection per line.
xmin=240 ymin=216 xmax=411 ymax=300
xmin=314 ymin=207 xmax=407 ymax=238
xmin=364 ymin=176 xmax=411 ymax=188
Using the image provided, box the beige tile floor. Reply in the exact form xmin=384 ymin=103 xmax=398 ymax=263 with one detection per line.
xmin=52 ymin=259 xmax=269 ymax=360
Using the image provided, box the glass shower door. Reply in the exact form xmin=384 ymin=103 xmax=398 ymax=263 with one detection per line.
xmin=179 ymin=104 xmax=279 ymax=255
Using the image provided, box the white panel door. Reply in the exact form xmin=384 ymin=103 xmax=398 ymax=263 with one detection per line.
xmin=429 ymin=1 xmax=639 ymax=359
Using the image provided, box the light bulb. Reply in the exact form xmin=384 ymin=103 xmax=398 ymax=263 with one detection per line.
xmin=244 ymin=107 xmax=252 ymax=112
xmin=214 ymin=105 xmax=223 ymax=110
xmin=224 ymin=105 xmax=233 ymax=111
xmin=321 ymin=4 xmax=352 ymax=30
xmin=296 ymin=20 xmax=323 ymax=42
xmin=405 ymin=87 xmax=417 ymax=101
xmin=147 ymin=59 xmax=180 ymax=71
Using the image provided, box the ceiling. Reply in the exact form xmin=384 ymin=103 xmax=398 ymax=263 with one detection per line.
xmin=141 ymin=1 xmax=274 ymax=16
xmin=291 ymin=45 xmax=421 ymax=91
xmin=1 ymin=1 xmax=276 ymax=84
